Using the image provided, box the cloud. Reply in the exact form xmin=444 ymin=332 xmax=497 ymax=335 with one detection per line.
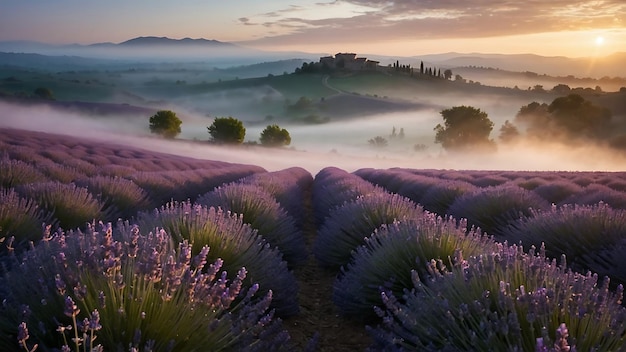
xmin=238 ymin=0 xmax=626 ymax=47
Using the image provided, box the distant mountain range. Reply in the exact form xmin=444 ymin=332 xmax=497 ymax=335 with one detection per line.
xmin=0 ymin=36 xmax=624 ymax=78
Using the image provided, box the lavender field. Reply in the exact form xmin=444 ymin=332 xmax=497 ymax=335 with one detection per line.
xmin=2 ymin=127 xmax=626 ymax=351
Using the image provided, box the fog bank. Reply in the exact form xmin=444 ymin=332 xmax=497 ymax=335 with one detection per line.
xmin=1 ymin=102 xmax=624 ymax=174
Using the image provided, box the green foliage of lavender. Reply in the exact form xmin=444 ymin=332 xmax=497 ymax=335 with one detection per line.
xmin=333 ymin=216 xmax=497 ymax=321
xmin=314 ymin=192 xmax=424 ymax=269
xmin=369 ymin=243 xmax=626 ymax=351
xmin=0 ymin=188 xmax=55 ymax=257
xmin=0 ymin=222 xmax=291 ymax=351
xmin=16 ymin=182 xmax=108 ymax=230
xmin=448 ymin=185 xmax=551 ymax=238
xmin=136 ymin=201 xmax=300 ymax=316
xmin=197 ymin=183 xmax=306 ymax=266
xmin=503 ymin=203 xmax=626 ymax=286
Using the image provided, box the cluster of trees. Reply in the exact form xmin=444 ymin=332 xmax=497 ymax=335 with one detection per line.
xmin=434 ymin=93 xmax=617 ymax=152
xmin=148 ymin=111 xmax=292 ymax=147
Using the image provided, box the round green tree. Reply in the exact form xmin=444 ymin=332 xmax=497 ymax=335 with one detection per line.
xmin=260 ymin=124 xmax=291 ymax=147
xmin=149 ymin=110 xmax=182 ymax=139
xmin=434 ymin=106 xmax=495 ymax=151
xmin=208 ymin=117 xmax=246 ymax=144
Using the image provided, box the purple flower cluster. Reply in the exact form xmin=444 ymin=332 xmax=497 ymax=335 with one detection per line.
xmin=1 ymin=221 xmax=291 ymax=350
xmin=368 ymin=243 xmax=626 ymax=351
xmin=503 ymin=202 xmax=626 ymax=286
xmin=136 ymin=201 xmax=300 ymax=316
xmin=333 ymin=215 xmax=497 ymax=320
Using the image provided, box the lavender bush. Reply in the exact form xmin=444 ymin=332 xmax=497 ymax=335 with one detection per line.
xmin=313 ymin=169 xmax=384 ymax=225
xmin=0 ymin=188 xmax=54 ymax=257
xmin=16 ymin=182 xmax=108 ymax=230
xmin=503 ymin=203 xmax=626 ymax=285
xmin=136 ymin=201 xmax=300 ymax=316
xmin=242 ymin=167 xmax=313 ymax=227
xmin=563 ymin=184 xmax=626 ymax=209
xmin=0 ymin=157 xmax=48 ymax=188
xmin=0 ymin=222 xmax=291 ymax=351
xmin=75 ymin=176 xmax=152 ymax=221
xmin=532 ymin=180 xmax=583 ymax=204
xmin=314 ymin=192 xmax=424 ymax=269
xmin=448 ymin=185 xmax=551 ymax=238
xmin=333 ymin=216 xmax=497 ymax=321
xmin=197 ymin=183 xmax=306 ymax=266
xmin=418 ymin=180 xmax=478 ymax=216
xmin=368 ymin=243 xmax=626 ymax=351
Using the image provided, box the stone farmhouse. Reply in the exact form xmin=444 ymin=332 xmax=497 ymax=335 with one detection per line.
xmin=319 ymin=53 xmax=380 ymax=71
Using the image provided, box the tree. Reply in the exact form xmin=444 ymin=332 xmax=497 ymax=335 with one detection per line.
xmin=548 ymin=93 xmax=611 ymax=137
xmin=207 ymin=116 xmax=246 ymax=144
xmin=368 ymin=136 xmax=388 ymax=148
xmin=499 ymin=120 xmax=520 ymax=143
xmin=148 ymin=110 xmax=182 ymax=139
xmin=33 ymin=87 xmax=54 ymax=100
xmin=434 ymin=106 xmax=495 ymax=151
xmin=260 ymin=124 xmax=291 ymax=147
xmin=443 ymin=69 xmax=453 ymax=80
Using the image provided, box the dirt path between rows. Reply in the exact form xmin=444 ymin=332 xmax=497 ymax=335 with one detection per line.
xmin=284 ymin=188 xmax=372 ymax=351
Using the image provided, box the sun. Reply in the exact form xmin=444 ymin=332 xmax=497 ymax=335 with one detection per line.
xmin=595 ymin=36 xmax=605 ymax=46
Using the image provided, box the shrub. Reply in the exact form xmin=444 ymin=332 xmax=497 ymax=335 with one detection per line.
xmin=502 ymin=203 xmax=626 ymax=285
xmin=333 ymin=216 xmax=496 ymax=320
xmin=470 ymin=174 xmax=510 ymax=187
xmin=37 ymin=161 xmax=86 ymax=183
xmin=368 ymin=243 xmax=626 ymax=351
xmin=0 ymin=222 xmax=291 ymax=350
xmin=563 ymin=184 xmax=626 ymax=209
xmin=514 ymin=176 xmax=550 ymax=190
xmin=197 ymin=183 xmax=306 ymax=266
xmin=0 ymin=157 xmax=48 ymax=188
xmin=533 ymin=180 xmax=583 ymax=204
xmin=314 ymin=192 xmax=423 ymax=269
xmin=16 ymin=182 xmax=107 ymax=230
xmin=419 ymin=180 xmax=478 ymax=216
xmin=313 ymin=168 xmax=383 ymax=225
xmin=128 ymin=171 xmax=183 ymax=205
xmin=75 ymin=176 xmax=152 ymax=220
xmin=448 ymin=185 xmax=551 ymax=238
xmin=242 ymin=167 xmax=313 ymax=227
xmin=136 ymin=202 xmax=299 ymax=316
xmin=0 ymin=188 xmax=54 ymax=256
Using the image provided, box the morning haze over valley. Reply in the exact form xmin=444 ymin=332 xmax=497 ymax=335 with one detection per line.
xmin=1 ymin=1 xmax=626 ymax=351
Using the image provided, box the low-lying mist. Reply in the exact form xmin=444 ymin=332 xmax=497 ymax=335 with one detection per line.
xmin=1 ymin=101 xmax=624 ymax=174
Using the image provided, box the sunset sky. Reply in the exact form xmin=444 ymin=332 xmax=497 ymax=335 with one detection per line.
xmin=1 ymin=0 xmax=625 ymax=57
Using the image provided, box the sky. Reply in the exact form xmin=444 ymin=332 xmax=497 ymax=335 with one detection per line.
xmin=1 ymin=0 xmax=625 ymax=57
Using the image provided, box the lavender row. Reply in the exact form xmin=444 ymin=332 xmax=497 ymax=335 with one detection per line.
xmin=312 ymin=167 xmax=385 ymax=225
xmin=368 ymin=243 xmax=626 ymax=351
xmin=240 ymin=166 xmax=314 ymax=227
xmin=136 ymin=201 xmax=300 ymax=316
xmin=197 ymin=183 xmax=307 ymax=267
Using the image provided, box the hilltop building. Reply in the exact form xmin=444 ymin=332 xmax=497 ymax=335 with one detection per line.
xmin=319 ymin=53 xmax=379 ymax=71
